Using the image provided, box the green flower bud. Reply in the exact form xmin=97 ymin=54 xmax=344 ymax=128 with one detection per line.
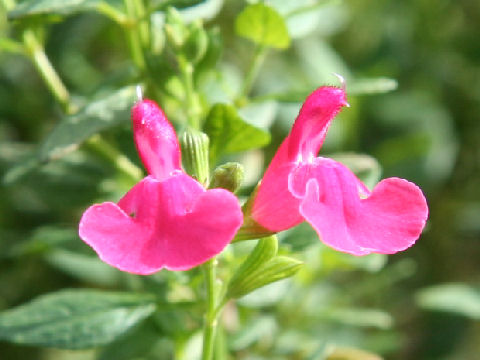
xmin=210 ymin=162 xmax=244 ymax=193
xmin=179 ymin=128 xmax=210 ymax=186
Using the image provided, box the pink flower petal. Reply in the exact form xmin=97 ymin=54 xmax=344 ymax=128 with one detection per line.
xmin=79 ymin=175 xmax=243 ymax=274
xmin=288 ymin=86 xmax=348 ymax=161
xmin=290 ymin=158 xmax=428 ymax=255
xmin=251 ymin=86 xmax=348 ymax=231
xmin=131 ymin=99 xmax=182 ymax=180
xmin=251 ymin=141 xmax=304 ymax=231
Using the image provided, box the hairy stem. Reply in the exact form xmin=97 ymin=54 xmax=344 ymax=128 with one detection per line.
xmin=22 ymin=30 xmax=75 ymax=114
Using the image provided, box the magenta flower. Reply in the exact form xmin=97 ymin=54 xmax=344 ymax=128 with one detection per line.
xmin=79 ymin=99 xmax=243 ymax=274
xmin=251 ymin=86 xmax=428 ymax=255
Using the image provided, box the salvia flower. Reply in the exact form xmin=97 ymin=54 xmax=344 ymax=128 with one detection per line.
xmin=79 ymin=99 xmax=243 ymax=274
xmin=251 ymin=86 xmax=428 ymax=255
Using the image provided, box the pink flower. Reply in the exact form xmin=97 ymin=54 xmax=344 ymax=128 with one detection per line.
xmin=79 ymin=99 xmax=243 ymax=274
xmin=251 ymin=86 xmax=428 ymax=255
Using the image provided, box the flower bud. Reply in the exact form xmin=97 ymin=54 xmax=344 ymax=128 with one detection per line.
xmin=210 ymin=162 xmax=244 ymax=193
xmin=179 ymin=128 xmax=210 ymax=186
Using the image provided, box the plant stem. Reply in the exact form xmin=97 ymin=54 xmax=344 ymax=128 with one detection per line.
xmin=22 ymin=30 xmax=75 ymax=114
xmin=202 ymin=258 xmax=218 ymax=360
xmin=85 ymin=135 xmax=143 ymax=184
xmin=236 ymin=45 xmax=267 ymax=106
xmin=97 ymin=2 xmax=129 ymax=25
xmin=123 ymin=0 xmax=147 ymax=71
xmin=179 ymin=56 xmax=202 ymax=129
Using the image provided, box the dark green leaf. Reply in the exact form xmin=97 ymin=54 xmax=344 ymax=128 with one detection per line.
xmin=7 ymin=0 xmax=121 ymax=19
xmin=3 ymin=86 xmax=136 ymax=184
xmin=235 ymin=3 xmax=290 ymax=49
xmin=204 ymin=103 xmax=270 ymax=163
xmin=0 ymin=289 xmax=156 ymax=349
xmin=40 ymin=86 xmax=136 ymax=162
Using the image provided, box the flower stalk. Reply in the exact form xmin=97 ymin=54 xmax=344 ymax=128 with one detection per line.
xmin=201 ymin=258 xmax=218 ymax=360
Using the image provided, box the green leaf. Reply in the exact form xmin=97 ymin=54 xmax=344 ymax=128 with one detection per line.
xmin=235 ymin=3 xmax=290 ymax=49
xmin=45 ymin=249 xmax=122 ymax=287
xmin=326 ymin=346 xmax=383 ymax=360
xmin=204 ymin=103 xmax=270 ymax=164
xmin=416 ymin=283 xmax=480 ymax=319
xmin=229 ymin=236 xmax=278 ymax=287
xmin=40 ymin=86 xmax=136 ymax=162
xmin=229 ymin=315 xmax=277 ymax=351
xmin=323 ymin=308 xmax=393 ymax=329
xmin=3 ymin=86 xmax=136 ymax=184
xmin=98 ymin=320 xmax=163 ymax=360
xmin=348 ymin=77 xmax=398 ymax=95
xmin=227 ymin=252 xmax=302 ymax=299
xmin=7 ymin=0 xmax=120 ymax=19
xmin=0 ymin=289 xmax=156 ymax=349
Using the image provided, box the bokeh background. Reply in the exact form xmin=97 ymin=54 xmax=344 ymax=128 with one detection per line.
xmin=1 ymin=0 xmax=479 ymax=359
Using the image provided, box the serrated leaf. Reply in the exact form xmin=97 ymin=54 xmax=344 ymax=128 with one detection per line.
xmin=227 ymin=255 xmax=302 ymax=299
xmin=416 ymin=283 xmax=480 ymax=319
xmin=7 ymin=0 xmax=120 ymax=19
xmin=235 ymin=3 xmax=290 ymax=49
xmin=0 ymin=289 xmax=156 ymax=349
xmin=204 ymin=103 xmax=270 ymax=164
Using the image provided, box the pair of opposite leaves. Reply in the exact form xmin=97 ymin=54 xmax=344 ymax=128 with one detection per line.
xmin=79 ymin=86 xmax=428 ymax=275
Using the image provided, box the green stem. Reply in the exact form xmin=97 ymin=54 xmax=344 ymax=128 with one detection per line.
xmin=124 ymin=0 xmax=147 ymax=71
xmin=235 ymin=45 xmax=267 ymax=106
xmin=202 ymin=259 xmax=218 ymax=360
xmin=97 ymin=2 xmax=129 ymax=25
xmin=85 ymin=135 xmax=143 ymax=184
xmin=179 ymin=56 xmax=202 ymax=129
xmin=22 ymin=30 xmax=75 ymax=114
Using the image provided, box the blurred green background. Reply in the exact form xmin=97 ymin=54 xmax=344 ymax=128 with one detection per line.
xmin=1 ymin=0 xmax=479 ymax=359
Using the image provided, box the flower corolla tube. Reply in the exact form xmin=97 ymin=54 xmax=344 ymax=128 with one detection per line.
xmin=251 ymin=86 xmax=428 ymax=255
xmin=79 ymin=99 xmax=243 ymax=274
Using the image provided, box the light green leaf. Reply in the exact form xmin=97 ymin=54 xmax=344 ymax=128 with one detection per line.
xmin=7 ymin=0 xmax=121 ymax=19
xmin=0 ymin=289 xmax=156 ymax=349
xmin=323 ymin=308 xmax=393 ymax=329
xmin=227 ymin=254 xmax=302 ymax=299
xmin=348 ymin=77 xmax=398 ymax=95
xmin=204 ymin=103 xmax=270 ymax=163
xmin=229 ymin=315 xmax=277 ymax=351
xmin=235 ymin=3 xmax=290 ymax=49
xmin=45 ymin=250 xmax=121 ymax=287
xmin=326 ymin=346 xmax=383 ymax=360
xmin=416 ymin=283 xmax=480 ymax=319
xmin=229 ymin=236 xmax=278 ymax=287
